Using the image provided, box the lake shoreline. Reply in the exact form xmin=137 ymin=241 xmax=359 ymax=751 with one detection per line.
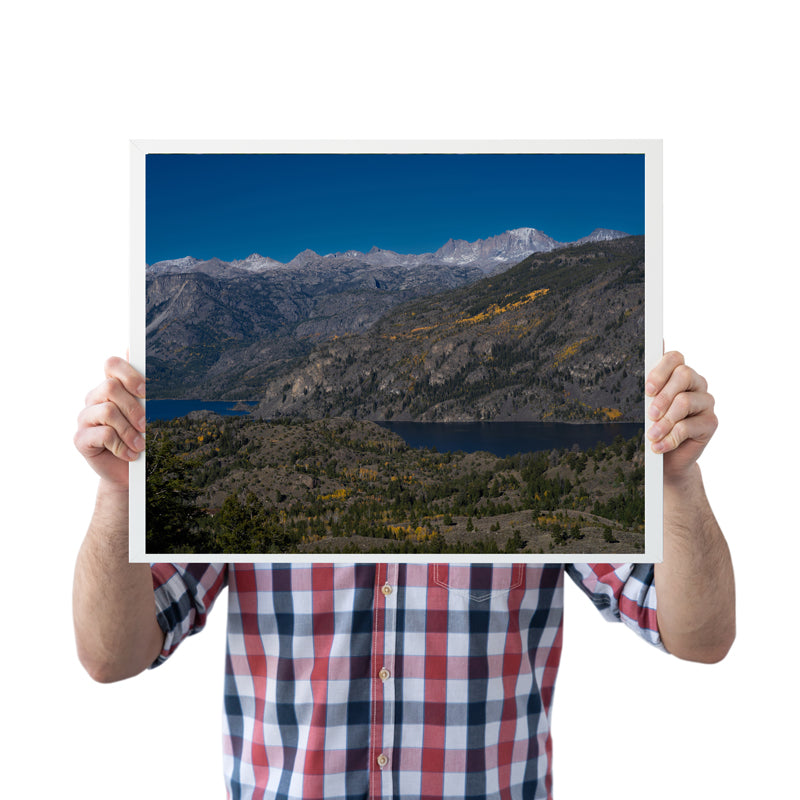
xmin=147 ymin=398 xmax=641 ymax=425
xmin=147 ymin=401 xmax=642 ymax=459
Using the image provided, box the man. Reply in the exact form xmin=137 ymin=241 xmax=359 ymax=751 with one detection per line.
xmin=73 ymin=351 xmax=734 ymax=800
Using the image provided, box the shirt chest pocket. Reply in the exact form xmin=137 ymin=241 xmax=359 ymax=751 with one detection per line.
xmin=432 ymin=563 xmax=525 ymax=603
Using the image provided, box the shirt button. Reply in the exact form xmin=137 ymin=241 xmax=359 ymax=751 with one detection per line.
xmin=378 ymin=667 xmax=391 ymax=682
xmin=381 ymin=584 xmax=392 ymax=596
xmin=377 ymin=754 xmax=389 ymax=768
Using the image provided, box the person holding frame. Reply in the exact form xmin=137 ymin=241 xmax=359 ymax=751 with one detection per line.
xmin=73 ymin=349 xmax=734 ymax=799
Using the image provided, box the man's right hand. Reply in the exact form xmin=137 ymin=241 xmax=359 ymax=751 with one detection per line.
xmin=74 ymin=356 xmax=146 ymax=489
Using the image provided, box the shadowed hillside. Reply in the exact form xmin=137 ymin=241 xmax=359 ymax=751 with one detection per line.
xmin=257 ymin=237 xmax=645 ymax=423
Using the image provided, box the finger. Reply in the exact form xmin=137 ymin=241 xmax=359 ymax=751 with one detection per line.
xmin=645 ymin=350 xmax=685 ymax=397
xmin=74 ymin=418 xmax=141 ymax=462
xmin=78 ymin=401 xmax=147 ymax=455
xmin=85 ymin=376 xmax=147 ymax=433
xmin=649 ymin=412 xmax=718 ymax=454
xmin=104 ymin=355 xmax=146 ymax=399
xmin=647 ymin=363 xmax=708 ymax=422
xmin=647 ymin=390 xmax=715 ymax=443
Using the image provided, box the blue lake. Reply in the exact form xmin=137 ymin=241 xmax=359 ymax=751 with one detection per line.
xmin=147 ymin=400 xmax=260 ymax=420
xmin=147 ymin=400 xmax=642 ymax=457
xmin=376 ymin=421 xmax=642 ymax=457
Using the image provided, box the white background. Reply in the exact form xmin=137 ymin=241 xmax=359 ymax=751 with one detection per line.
xmin=2 ymin=2 xmax=796 ymax=797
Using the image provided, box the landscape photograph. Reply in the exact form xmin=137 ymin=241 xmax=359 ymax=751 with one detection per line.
xmin=141 ymin=148 xmax=655 ymax=559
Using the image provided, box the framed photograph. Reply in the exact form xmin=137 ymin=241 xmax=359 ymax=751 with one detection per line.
xmin=130 ymin=140 xmax=662 ymax=563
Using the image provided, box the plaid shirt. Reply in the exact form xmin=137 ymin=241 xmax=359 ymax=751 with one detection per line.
xmin=152 ymin=562 xmax=663 ymax=800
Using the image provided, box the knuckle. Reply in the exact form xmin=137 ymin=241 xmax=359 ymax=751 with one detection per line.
xmin=101 ymin=427 xmax=125 ymax=457
xmin=104 ymin=355 xmax=123 ymax=376
xmin=654 ymin=387 xmax=672 ymax=412
xmin=672 ymin=392 xmax=690 ymax=418
xmin=664 ymin=350 xmax=684 ymax=369
xmin=97 ymin=425 xmax=113 ymax=446
xmin=667 ymin=420 xmax=687 ymax=448
xmin=97 ymin=401 xmax=116 ymax=425
xmin=101 ymin=377 xmax=124 ymax=404
xmin=673 ymin=363 xmax=692 ymax=384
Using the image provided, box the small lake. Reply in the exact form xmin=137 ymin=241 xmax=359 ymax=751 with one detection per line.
xmin=147 ymin=399 xmax=260 ymax=420
xmin=147 ymin=399 xmax=642 ymax=457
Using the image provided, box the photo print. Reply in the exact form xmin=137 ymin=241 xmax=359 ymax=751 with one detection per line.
xmin=129 ymin=141 xmax=663 ymax=563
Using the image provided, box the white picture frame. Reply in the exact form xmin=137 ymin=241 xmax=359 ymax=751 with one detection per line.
xmin=129 ymin=140 xmax=663 ymax=564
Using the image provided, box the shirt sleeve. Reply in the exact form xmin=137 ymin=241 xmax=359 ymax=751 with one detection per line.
xmin=565 ymin=563 xmax=666 ymax=651
xmin=149 ymin=563 xmax=229 ymax=667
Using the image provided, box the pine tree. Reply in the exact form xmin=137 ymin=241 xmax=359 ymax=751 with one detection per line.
xmin=146 ymin=431 xmax=205 ymax=553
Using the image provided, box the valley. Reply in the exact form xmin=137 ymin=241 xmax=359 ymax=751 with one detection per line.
xmin=144 ymin=226 xmax=648 ymax=557
xmin=145 ymin=415 xmax=645 ymax=556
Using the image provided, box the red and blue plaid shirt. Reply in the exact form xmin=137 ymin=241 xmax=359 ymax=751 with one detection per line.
xmin=151 ymin=562 xmax=663 ymax=800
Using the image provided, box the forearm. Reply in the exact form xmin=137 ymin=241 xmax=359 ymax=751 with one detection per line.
xmin=655 ymin=464 xmax=735 ymax=663
xmin=73 ymin=480 xmax=165 ymax=682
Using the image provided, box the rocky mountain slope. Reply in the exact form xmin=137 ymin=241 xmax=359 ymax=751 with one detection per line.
xmin=145 ymin=227 xmax=633 ymax=401
xmin=255 ymin=236 xmax=645 ymax=423
xmin=146 ymin=257 xmax=486 ymax=398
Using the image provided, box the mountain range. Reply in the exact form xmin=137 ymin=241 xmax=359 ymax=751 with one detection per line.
xmin=145 ymin=227 xmax=641 ymax=416
xmin=147 ymin=227 xmax=629 ymax=277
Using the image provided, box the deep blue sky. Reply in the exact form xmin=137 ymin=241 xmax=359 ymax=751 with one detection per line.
xmin=146 ymin=153 xmax=644 ymax=264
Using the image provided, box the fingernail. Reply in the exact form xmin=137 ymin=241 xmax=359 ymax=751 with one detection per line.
xmin=137 ymin=416 xmax=147 ymax=431
xmin=125 ymin=448 xmax=139 ymax=460
xmin=133 ymin=435 xmax=145 ymax=451
xmin=647 ymin=404 xmax=660 ymax=420
xmin=645 ymin=382 xmax=657 ymax=396
xmin=136 ymin=383 xmax=146 ymax=397
xmin=646 ymin=424 xmax=659 ymax=441
xmin=651 ymin=440 xmax=666 ymax=453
